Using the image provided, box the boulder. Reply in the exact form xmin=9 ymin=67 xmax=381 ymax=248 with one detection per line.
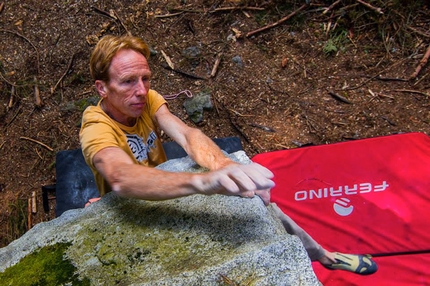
xmin=0 ymin=151 xmax=319 ymax=285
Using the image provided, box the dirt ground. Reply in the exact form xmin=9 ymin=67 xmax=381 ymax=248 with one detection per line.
xmin=0 ymin=0 xmax=429 ymax=247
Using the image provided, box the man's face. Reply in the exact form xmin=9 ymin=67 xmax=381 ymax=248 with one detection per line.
xmin=95 ymin=48 xmax=151 ymax=126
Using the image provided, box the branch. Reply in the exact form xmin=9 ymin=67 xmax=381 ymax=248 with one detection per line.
xmin=51 ymin=53 xmax=75 ymax=96
xmin=410 ymin=45 xmax=430 ymax=80
xmin=246 ymin=4 xmax=308 ymax=38
xmin=356 ymin=0 xmax=383 ymax=14
xmin=20 ymin=136 xmax=54 ymax=152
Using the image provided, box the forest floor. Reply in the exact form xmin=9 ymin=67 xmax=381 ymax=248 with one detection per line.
xmin=0 ymin=0 xmax=429 ymax=247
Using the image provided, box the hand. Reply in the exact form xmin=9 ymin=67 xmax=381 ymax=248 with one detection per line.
xmin=255 ymin=189 xmax=271 ymax=206
xmin=198 ymin=163 xmax=275 ymax=198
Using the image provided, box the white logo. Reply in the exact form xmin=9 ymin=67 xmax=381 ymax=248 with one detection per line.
xmin=333 ymin=198 xmax=354 ymax=216
xmin=294 ymin=180 xmax=389 ymax=217
xmin=126 ymin=131 xmax=158 ymax=162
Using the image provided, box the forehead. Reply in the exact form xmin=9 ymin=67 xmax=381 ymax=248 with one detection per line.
xmin=109 ymin=49 xmax=150 ymax=77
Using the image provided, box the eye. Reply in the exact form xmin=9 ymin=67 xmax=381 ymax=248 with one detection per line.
xmin=123 ymin=78 xmax=135 ymax=84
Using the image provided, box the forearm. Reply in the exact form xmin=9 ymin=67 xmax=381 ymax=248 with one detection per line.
xmin=107 ymin=163 xmax=204 ymax=200
xmin=182 ymin=128 xmax=234 ymax=170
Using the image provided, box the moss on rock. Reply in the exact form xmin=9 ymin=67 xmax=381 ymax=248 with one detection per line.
xmin=0 ymin=243 xmax=90 ymax=286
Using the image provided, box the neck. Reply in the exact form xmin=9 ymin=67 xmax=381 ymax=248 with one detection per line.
xmin=100 ymin=100 xmax=136 ymax=127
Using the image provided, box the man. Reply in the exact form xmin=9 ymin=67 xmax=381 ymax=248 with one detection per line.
xmin=80 ymin=35 xmax=377 ymax=275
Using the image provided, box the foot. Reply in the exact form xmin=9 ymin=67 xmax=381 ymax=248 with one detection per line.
xmin=321 ymin=252 xmax=378 ymax=275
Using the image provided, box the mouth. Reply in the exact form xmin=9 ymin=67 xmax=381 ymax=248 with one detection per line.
xmin=131 ymin=102 xmax=145 ymax=108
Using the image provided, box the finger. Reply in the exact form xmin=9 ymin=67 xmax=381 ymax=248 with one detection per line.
xmin=237 ymin=164 xmax=275 ymax=190
xmin=255 ymin=189 xmax=270 ymax=205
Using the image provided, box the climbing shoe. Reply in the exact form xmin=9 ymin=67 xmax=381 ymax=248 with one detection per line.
xmin=323 ymin=253 xmax=378 ymax=275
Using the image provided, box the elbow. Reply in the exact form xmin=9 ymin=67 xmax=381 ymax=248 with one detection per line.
xmin=105 ymin=167 xmax=129 ymax=197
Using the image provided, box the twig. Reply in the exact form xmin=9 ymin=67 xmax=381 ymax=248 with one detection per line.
xmin=246 ymin=4 xmax=308 ymax=38
xmin=328 ymin=90 xmax=352 ymax=104
xmin=210 ymin=53 xmax=222 ymax=77
xmin=322 ymin=0 xmax=341 ymax=15
xmin=5 ymin=106 xmax=22 ymax=129
xmin=91 ymin=6 xmax=117 ymax=20
xmin=410 ymin=45 xmax=430 ymax=80
xmin=113 ymin=10 xmax=131 ymax=35
xmin=389 ymin=89 xmax=429 ymax=97
xmin=8 ymin=85 xmax=15 ymax=109
xmin=356 ymin=0 xmax=383 ymax=14
xmin=373 ymin=75 xmax=408 ymax=82
xmin=0 ymin=71 xmax=15 ymax=86
xmin=227 ymin=109 xmax=253 ymax=117
xmin=407 ymin=25 xmax=430 ymax=38
xmin=161 ymin=50 xmax=174 ymax=70
xmin=249 ymin=123 xmax=276 ymax=132
xmin=27 ymin=198 xmax=32 ymax=230
xmin=31 ymin=191 xmax=37 ymax=214
xmin=20 ymin=136 xmax=54 ymax=152
xmin=155 ymin=12 xmax=184 ymax=18
xmin=34 ymin=76 xmax=42 ymax=107
xmin=161 ymin=63 xmax=207 ymax=80
xmin=209 ymin=6 xmax=264 ymax=13
xmin=52 ymin=53 xmax=75 ymax=96
xmin=0 ymin=2 xmax=4 ymax=14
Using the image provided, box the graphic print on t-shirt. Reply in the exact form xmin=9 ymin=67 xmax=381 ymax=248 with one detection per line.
xmin=126 ymin=131 xmax=157 ymax=162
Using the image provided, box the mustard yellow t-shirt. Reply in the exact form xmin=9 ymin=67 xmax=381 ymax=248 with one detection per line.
xmin=79 ymin=89 xmax=168 ymax=196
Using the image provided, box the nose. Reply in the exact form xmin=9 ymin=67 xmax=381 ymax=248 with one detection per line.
xmin=135 ymin=78 xmax=149 ymax=96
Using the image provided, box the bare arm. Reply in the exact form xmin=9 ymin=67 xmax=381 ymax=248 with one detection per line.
xmin=155 ymin=104 xmax=234 ymax=170
xmin=93 ymin=146 xmax=275 ymax=201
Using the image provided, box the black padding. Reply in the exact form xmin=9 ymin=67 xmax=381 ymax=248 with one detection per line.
xmin=162 ymin=137 xmax=243 ymax=159
xmin=55 ymin=149 xmax=99 ymax=217
xmin=55 ymin=137 xmax=243 ymax=216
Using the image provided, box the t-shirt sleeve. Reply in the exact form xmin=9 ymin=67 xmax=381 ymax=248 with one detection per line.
xmin=80 ymin=107 xmax=125 ymax=169
xmin=147 ymin=89 xmax=168 ymax=118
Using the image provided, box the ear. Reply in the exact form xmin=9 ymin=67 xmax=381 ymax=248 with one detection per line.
xmin=95 ymin=80 xmax=107 ymax=98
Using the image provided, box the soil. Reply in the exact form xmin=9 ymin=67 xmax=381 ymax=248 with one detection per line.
xmin=0 ymin=0 xmax=429 ymax=247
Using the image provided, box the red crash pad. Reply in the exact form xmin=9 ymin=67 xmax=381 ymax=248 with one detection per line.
xmin=252 ymin=132 xmax=430 ymax=285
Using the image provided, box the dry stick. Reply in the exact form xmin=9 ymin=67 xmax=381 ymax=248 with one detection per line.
xmin=155 ymin=12 xmax=183 ymax=18
xmin=27 ymin=198 xmax=32 ymax=230
xmin=390 ymin=89 xmax=429 ymax=97
xmin=210 ymin=53 xmax=222 ymax=77
xmin=34 ymin=76 xmax=42 ymax=107
xmin=19 ymin=136 xmax=54 ymax=152
xmin=323 ymin=0 xmax=341 ymax=15
xmin=0 ymin=71 xmax=15 ymax=86
xmin=4 ymin=106 xmax=21 ymax=130
xmin=209 ymin=6 xmax=264 ymax=13
xmin=410 ymin=45 xmax=430 ymax=80
xmin=161 ymin=50 xmax=174 ymax=70
xmin=31 ymin=191 xmax=37 ymax=214
xmin=246 ymin=4 xmax=308 ymax=38
xmin=328 ymin=90 xmax=352 ymax=104
xmin=161 ymin=63 xmax=207 ymax=80
xmin=0 ymin=2 xmax=4 ymax=14
xmin=356 ymin=0 xmax=383 ymax=14
xmin=407 ymin=25 xmax=430 ymax=38
xmin=91 ymin=6 xmax=117 ymax=20
xmin=52 ymin=53 xmax=75 ymax=97
xmin=113 ymin=10 xmax=131 ymax=35
xmin=8 ymin=85 xmax=15 ymax=108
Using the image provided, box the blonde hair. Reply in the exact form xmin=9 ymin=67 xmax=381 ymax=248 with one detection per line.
xmin=90 ymin=35 xmax=151 ymax=82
